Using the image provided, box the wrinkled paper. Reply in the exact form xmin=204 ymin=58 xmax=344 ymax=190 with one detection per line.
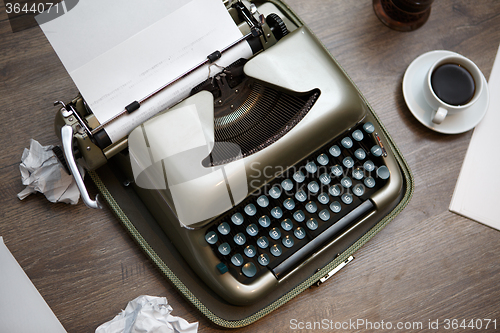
xmin=95 ymin=295 xmax=198 ymax=333
xmin=18 ymin=139 xmax=81 ymax=204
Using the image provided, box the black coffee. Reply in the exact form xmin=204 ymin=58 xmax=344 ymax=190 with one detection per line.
xmin=431 ymin=63 xmax=475 ymax=106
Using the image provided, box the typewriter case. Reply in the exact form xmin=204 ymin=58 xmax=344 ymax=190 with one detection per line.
xmin=56 ymin=0 xmax=414 ymax=327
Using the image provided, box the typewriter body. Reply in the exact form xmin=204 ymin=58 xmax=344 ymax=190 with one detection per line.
xmin=54 ymin=0 xmax=405 ymax=306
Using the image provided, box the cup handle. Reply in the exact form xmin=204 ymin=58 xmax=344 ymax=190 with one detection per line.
xmin=432 ymin=106 xmax=448 ymax=124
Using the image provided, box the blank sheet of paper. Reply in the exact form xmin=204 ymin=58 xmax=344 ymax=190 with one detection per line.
xmin=449 ymin=44 xmax=500 ymax=231
xmin=38 ymin=0 xmax=252 ymax=142
xmin=0 ymin=237 xmax=66 ymax=332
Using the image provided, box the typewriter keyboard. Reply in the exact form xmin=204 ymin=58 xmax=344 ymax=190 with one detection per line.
xmin=204 ymin=122 xmax=391 ymax=283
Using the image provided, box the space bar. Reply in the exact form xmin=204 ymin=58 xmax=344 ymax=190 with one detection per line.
xmin=271 ymin=199 xmax=374 ymax=278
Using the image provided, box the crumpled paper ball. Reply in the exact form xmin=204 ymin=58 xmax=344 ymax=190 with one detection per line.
xmin=95 ymin=295 xmax=198 ymax=333
xmin=17 ymin=139 xmax=82 ymax=204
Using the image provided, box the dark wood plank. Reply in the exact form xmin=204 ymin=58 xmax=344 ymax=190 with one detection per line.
xmin=1 ymin=1 xmax=499 ymax=332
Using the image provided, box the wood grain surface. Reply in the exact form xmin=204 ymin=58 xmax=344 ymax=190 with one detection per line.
xmin=1 ymin=1 xmax=499 ymax=332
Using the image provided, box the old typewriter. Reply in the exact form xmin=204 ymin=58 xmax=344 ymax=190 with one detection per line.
xmin=53 ymin=0 xmax=408 ymax=307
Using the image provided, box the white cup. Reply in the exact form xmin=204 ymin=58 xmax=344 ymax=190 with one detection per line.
xmin=423 ymin=54 xmax=484 ymax=125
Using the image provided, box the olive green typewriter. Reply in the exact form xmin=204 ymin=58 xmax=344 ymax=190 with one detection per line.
xmin=52 ymin=0 xmax=412 ymax=326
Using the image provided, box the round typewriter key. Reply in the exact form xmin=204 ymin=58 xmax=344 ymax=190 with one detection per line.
xmin=218 ymin=222 xmax=230 ymax=235
xmin=317 ymin=153 xmax=329 ymax=166
xmin=205 ymin=231 xmax=218 ymax=245
xmin=318 ymin=192 xmax=330 ymax=205
xmin=258 ymin=253 xmax=270 ymax=266
xmin=341 ymin=137 xmax=353 ymax=149
xmin=218 ymin=242 xmax=231 ymax=256
xmin=364 ymin=176 xmax=376 ymax=188
xmin=305 ymin=161 xmax=318 ymax=174
xmin=353 ymin=168 xmax=364 ymax=180
xmin=293 ymin=210 xmax=305 ymax=222
xmin=294 ymin=227 xmax=306 ymax=239
xmin=295 ymin=189 xmax=307 ymax=202
xmin=234 ymin=233 xmax=246 ymax=246
xmin=244 ymin=203 xmax=257 ymax=216
xmin=231 ymin=253 xmax=243 ymax=267
xmin=329 ymin=145 xmax=342 ymax=157
xmin=244 ymin=245 xmax=256 ymax=258
xmin=343 ymin=157 xmax=355 ymax=169
xmin=331 ymin=164 xmax=343 ymax=177
xmin=242 ymin=262 xmax=257 ymax=277
xmin=270 ymin=244 xmax=283 ymax=257
xmin=307 ymin=181 xmax=319 ymax=193
xmin=353 ymin=184 xmax=365 ymax=196
xmin=371 ymin=145 xmax=383 ymax=157
xmin=281 ymin=219 xmax=293 ymax=231
xmin=269 ymin=227 xmax=281 ymax=240
xmin=319 ymin=173 xmax=331 ymax=185
xmin=376 ymin=165 xmax=390 ymax=179
xmin=256 ymin=195 xmax=269 ymax=208
xmin=281 ymin=179 xmax=294 ymax=191
xmin=231 ymin=213 xmax=244 ymax=225
xmin=257 ymin=236 xmax=269 ymax=249
xmin=341 ymin=193 xmax=353 ymax=205
xmin=258 ymin=215 xmax=271 ymax=228
xmin=269 ymin=186 xmax=281 ymax=199
xmin=283 ymin=198 xmax=295 ymax=210
xmin=319 ymin=209 xmax=331 ymax=221
xmin=363 ymin=122 xmax=375 ymax=133
xmin=341 ymin=177 xmax=352 ymax=188
xmin=305 ymin=201 xmax=318 ymax=214
xmin=271 ymin=206 xmax=283 ymax=219
xmin=246 ymin=224 xmax=259 ymax=237
xmin=306 ymin=218 xmax=319 ymax=230
xmin=354 ymin=148 xmax=366 ymax=160
xmin=282 ymin=235 xmax=294 ymax=248
xmin=363 ymin=160 xmax=375 ymax=172
xmin=330 ymin=201 xmax=341 ymax=213
xmin=329 ymin=184 xmax=341 ymax=197
xmin=352 ymin=129 xmax=364 ymax=141
xmin=293 ymin=170 xmax=306 ymax=183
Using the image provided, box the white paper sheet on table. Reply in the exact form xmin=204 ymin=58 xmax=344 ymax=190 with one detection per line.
xmin=0 ymin=237 xmax=67 ymax=332
xmin=38 ymin=0 xmax=252 ymax=143
xmin=449 ymin=43 xmax=500 ymax=231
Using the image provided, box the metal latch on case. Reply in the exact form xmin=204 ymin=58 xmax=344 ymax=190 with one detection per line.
xmin=316 ymin=255 xmax=354 ymax=286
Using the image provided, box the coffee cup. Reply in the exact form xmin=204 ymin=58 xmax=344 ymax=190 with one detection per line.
xmin=423 ymin=54 xmax=484 ymax=125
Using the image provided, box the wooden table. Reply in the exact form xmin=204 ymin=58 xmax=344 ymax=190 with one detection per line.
xmin=1 ymin=1 xmax=499 ymax=332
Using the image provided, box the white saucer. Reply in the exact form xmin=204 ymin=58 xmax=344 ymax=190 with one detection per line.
xmin=402 ymin=50 xmax=489 ymax=134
